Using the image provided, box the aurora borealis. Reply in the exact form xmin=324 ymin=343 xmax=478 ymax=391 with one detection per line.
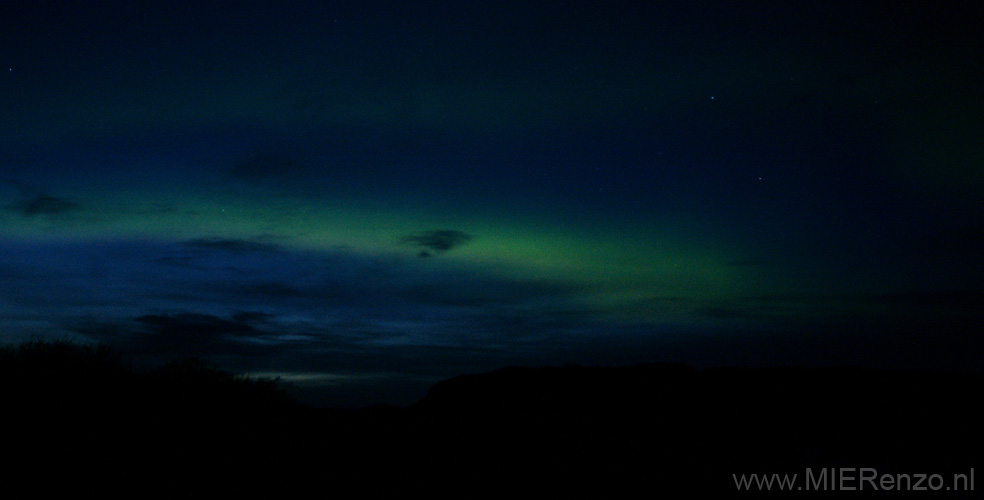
xmin=2 ymin=1 xmax=982 ymax=407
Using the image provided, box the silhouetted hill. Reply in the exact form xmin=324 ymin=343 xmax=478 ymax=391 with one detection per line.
xmin=3 ymin=342 xmax=980 ymax=497
xmin=409 ymin=364 xmax=982 ymax=495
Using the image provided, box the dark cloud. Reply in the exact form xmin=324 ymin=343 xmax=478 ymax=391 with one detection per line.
xmin=135 ymin=313 xmax=259 ymax=337
xmin=6 ymin=194 xmax=81 ymax=217
xmin=184 ymin=237 xmax=283 ymax=254
xmin=74 ymin=312 xmax=283 ymax=367
xmin=401 ymin=230 xmax=473 ymax=254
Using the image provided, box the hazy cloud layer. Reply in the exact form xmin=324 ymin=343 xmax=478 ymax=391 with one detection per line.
xmin=3 ymin=237 xmax=983 ymax=407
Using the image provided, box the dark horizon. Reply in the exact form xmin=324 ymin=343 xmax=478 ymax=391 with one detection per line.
xmin=2 ymin=1 xmax=982 ymax=409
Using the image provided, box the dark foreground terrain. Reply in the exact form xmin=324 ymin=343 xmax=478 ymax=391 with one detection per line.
xmin=3 ymin=341 xmax=980 ymax=497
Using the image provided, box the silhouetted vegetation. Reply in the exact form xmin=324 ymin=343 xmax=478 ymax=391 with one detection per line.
xmin=0 ymin=339 xmax=296 ymax=410
xmin=3 ymin=341 xmax=980 ymax=497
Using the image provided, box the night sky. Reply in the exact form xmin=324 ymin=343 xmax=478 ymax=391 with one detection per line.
xmin=2 ymin=1 xmax=982 ymax=407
